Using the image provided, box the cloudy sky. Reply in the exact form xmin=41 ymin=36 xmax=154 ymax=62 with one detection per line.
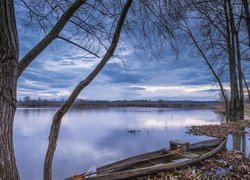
xmin=16 ymin=0 xmax=230 ymax=103
xmin=17 ymin=25 xmax=223 ymax=102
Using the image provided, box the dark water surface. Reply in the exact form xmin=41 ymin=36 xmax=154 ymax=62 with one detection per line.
xmin=14 ymin=108 xmax=250 ymax=180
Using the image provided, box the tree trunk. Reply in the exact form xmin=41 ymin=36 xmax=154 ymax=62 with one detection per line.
xmin=0 ymin=92 xmax=19 ymax=180
xmin=228 ymin=0 xmax=244 ymax=119
xmin=235 ymin=31 xmax=244 ymax=119
xmin=225 ymin=0 xmax=240 ymax=119
xmin=242 ymin=72 xmax=250 ymax=102
xmin=228 ymin=53 xmax=240 ymax=118
xmin=0 ymin=0 xmax=20 ymax=179
xmin=242 ymin=0 xmax=250 ymax=46
xmin=242 ymin=0 xmax=250 ymax=102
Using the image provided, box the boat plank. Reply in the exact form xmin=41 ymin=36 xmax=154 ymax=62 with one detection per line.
xmin=97 ymin=149 xmax=168 ymax=172
xmin=98 ymin=149 xmax=181 ymax=174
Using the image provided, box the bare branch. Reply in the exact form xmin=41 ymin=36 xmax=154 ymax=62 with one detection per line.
xmin=18 ymin=0 xmax=87 ymax=77
xmin=57 ymin=36 xmax=100 ymax=58
xmin=68 ymin=19 xmax=108 ymax=50
xmin=180 ymin=17 xmax=229 ymax=109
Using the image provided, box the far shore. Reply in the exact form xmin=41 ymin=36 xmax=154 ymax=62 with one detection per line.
xmin=17 ymin=100 xmax=224 ymax=109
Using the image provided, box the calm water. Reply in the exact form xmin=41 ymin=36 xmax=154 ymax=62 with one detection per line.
xmin=13 ymin=108 xmax=250 ymax=180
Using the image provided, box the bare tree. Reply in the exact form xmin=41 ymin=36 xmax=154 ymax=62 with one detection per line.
xmin=0 ymin=0 xmax=132 ymax=179
xmin=43 ymin=1 xmax=133 ymax=179
xmin=164 ymin=0 xmax=248 ymax=120
xmin=179 ymin=17 xmax=230 ymax=111
xmin=242 ymin=0 xmax=250 ymax=102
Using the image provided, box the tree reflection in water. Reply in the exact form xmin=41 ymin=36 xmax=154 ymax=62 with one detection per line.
xmin=232 ymin=132 xmax=247 ymax=156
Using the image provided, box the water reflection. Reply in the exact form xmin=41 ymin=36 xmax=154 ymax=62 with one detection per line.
xmin=13 ymin=108 xmax=250 ymax=180
xmin=227 ymin=132 xmax=249 ymax=157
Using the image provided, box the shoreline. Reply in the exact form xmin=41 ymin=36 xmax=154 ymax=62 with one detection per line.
xmin=17 ymin=100 xmax=223 ymax=109
xmin=138 ymin=120 xmax=250 ymax=179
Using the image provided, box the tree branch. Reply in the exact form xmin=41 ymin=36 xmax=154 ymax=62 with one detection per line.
xmin=68 ymin=19 xmax=108 ymax=50
xmin=181 ymin=18 xmax=229 ymax=110
xmin=57 ymin=36 xmax=100 ymax=58
xmin=18 ymin=0 xmax=87 ymax=77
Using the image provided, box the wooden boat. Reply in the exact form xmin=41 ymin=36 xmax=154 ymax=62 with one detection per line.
xmin=67 ymin=137 xmax=227 ymax=180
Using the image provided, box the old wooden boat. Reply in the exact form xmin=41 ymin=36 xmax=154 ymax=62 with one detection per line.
xmin=67 ymin=137 xmax=227 ymax=180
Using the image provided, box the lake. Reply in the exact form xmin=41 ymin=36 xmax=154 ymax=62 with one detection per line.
xmin=14 ymin=107 xmax=250 ymax=180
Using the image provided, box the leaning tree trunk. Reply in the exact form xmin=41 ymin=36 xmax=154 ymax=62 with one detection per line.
xmin=43 ymin=0 xmax=133 ymax=179
xmin=0 ymin=0 xmax=20 ymax=179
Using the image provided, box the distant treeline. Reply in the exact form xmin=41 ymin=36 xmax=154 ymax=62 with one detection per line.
xmin=17 ymin=99 xmax=222 ymax=109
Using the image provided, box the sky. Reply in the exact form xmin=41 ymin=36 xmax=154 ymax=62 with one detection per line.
xmin=17 ymin=28 xmax=223 ymax=101
xmin=15 ymin=2 xmax=226 ymax=102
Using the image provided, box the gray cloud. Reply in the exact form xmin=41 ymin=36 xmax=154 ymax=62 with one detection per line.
xmin=17 ymin=20 xmax=229 ymax=101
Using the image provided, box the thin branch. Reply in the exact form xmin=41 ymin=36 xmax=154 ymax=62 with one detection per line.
xmin=57 ymin=36 xmax=100 ymax=58
xmin=18 ymin=0 xmax=87 ymax=77
xmin=181 ymin=18 xmax=229 ymax=109
xmin=68 ymin=19 xmax=108 ymax=50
